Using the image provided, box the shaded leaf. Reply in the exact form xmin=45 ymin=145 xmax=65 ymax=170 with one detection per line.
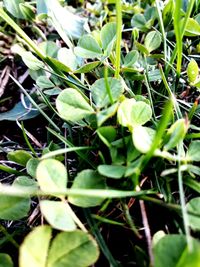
xmin=187 ymin=141 xmax=200 ymax=161
xmin=187 ymin=197 xmax=200 ymax=231
xmin=26 ymin=158 xmax=40 ymax=177
xmin=68 ymin=170 xmax=106 ymax=207
xmin=0 ymin=193 xmax=30 ymax=220
xmin=0 ymin=253 xmax=13 ymax=267
xmin=153 ymin=234 xmax=200 ymax=267
xmin=0 ymin=97 xmax=40 ymax=121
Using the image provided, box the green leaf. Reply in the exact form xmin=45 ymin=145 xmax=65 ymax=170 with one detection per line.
xmin=187 ymin=197 xmax=200 ymax=231
xmin=7 ymin=150 xmax=32 ymax=167
xmin=26 ymin=158 xmax=40 ymax=177
xmin=0 ymin=253 xmax=13 ymax=267
xmin=98 ymin=165 xmax=126 ymax=179
xmin=184 ymin=18 xmax=200 ymax=37
xmin=39 ymin=41 xmax=59 ymax=58
xmin=45 ymin=0 xmax=86 ymax=40
xmin=96 ymin=103 xmax=118 ymax=126
xmin=57 ymin=48 xmax=78 ymax=71
xmin=100 ymin=22 xmax=116 ymax=55
xmin=144 ymin=31 xmax=162 ymax=53
xmin=36 ymin=76 xmax=55 ymax=89
xmin=187 ymin=141 xmax=200 ymax=161
xmin=19 ymin=226 xmax=52 ymax=267
xmin=47 ymin=230 xmax=99 ymax=267
xmin=130 ymin=101 xmax=152 ymax=127
xmin=19 ymin=3 xmax=35 ymax=20
xmin=153 ymin=234 xmax=200 ymax=267
xmin=0 ymin=193 xmax=30 ymax=220
xmin=131 ymin=14 xmax=147 ymax=32
xmin=135 ymin=41 xmax=149 ymax=55
xmin=13 ymin=176 xmax=38 ymax=189
xmin=97 ymin=126 xmax=117 ymax=147
xmin=74 ymin=35 xmax=102 ymax=59
xmin=74 ymin=61 xmax=100 ymax=74
xmin=40 ymin=200 xmax=76 ymax=231
xmin=23 ymin=52 xmax=44 ymax=70
xmin=164 ymin=119 xmax=188 ymax=151
xmin=0 ymin=97 xmax=40 ymax=121
xmin=162 ymin=0 xmax=175 ymax=26
xmin=91 ymin=78 xmax=123 ymax=108
xmin=117 ymin=98 xmax=136 ymax=128
xmin=68 ymin=170 xmax=106 ymax=207
xmin=36 ymin=159 xmax=67 ymax=193
xmin=132 ymin=126 xmax=155 ymax=153
xmin=187 ymin=59 xmax=199 ymax=83
xmin=56 ymin=88 xmax=94 ymax=122
xmin=123 ymin=50 xmax=139 ymax=68
xmin=37 ymin=0 xmax=47 ymax=14
xmin=3 ymin=0 xmax=24 ymax=19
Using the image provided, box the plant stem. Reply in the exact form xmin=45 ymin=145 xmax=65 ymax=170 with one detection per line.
xmin=115 ymin=0 xmax=122 ymax=79
xmin=155 ymin=0 xmax=167 ymax=67
xmin=177 ymin=143 xmax=192 ymax=250
xmin=174 ymin=0 xmax=183 ymax=77
xmin=62 ymin=198 xmax=88 ymax=232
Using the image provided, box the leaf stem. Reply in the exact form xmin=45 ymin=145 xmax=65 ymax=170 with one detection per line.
xmin=115 ymin=0 xmax=122 ymax=79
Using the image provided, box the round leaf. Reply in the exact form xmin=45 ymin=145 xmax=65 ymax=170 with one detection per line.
xmin=144 ymin=31 xmax=162 ymax=53
xmin=187 ymin=141 xmax=200 ymax=161
xmin=19 ymin=226 xmax=52 ymax=267
xmin=164 ymin=119 xmax=188 ymax=151
xmin=40 ymin=200 xmax=76 ymax=231
xmin=123 ymin=50 xmax=139 ymax=68
xmin=184 ymin=18 xmax=200 ymax=37
xmin=36 ymin=76 xmax=55 ymax=89
xmin=117 ymin=98 xmax=136 ymax=128
xmin=47 ymin=230 xmax=99 ymax=267
xmin=56 ymin=88 xmax=94 ymax=122
xmin=68 ymin=169 xmax=106 ymax=207
xmin=98 ymin=165 xmax=126 ymax=179
xmin=91 ymin=78 xmax=124 ymax=108
xmin=74 ymin=35 xmax=102 ymax=59
xmin=26 ymin=158 xmax=40 ymax=178
xmin=187 ymin=197 xmax=200 ymax=231
xmin=153 ymin=234 xmax=200 ymax=267
xmin=187 ymin=59 xmax=199 ymax=83
xmin=7 ymin=150 xmax=32 ymax=167
xmin=100 ymin=22 xmax=116 ymax=55
xmin=130 ymin=101 xmax=152 ymax=126
xmin=57 ymin=48 xmax=78 ymax=71
xmin=36 ymin=159 xmax=67 ymax=193
xmin=0 ymin=194 xmax=30 ymax=220
xmin=0 ymin=253 xmax=13 ymax=267
xmin=132 ymin=126 xmax=155 ymax=153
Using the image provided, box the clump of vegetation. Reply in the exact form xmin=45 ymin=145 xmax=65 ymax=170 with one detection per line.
xmin=1 ymin=0 xmax=200 ymax=266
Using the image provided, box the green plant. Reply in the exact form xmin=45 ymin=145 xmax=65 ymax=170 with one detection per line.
xmin=1 ymin=0 xmax=200 ymax=266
